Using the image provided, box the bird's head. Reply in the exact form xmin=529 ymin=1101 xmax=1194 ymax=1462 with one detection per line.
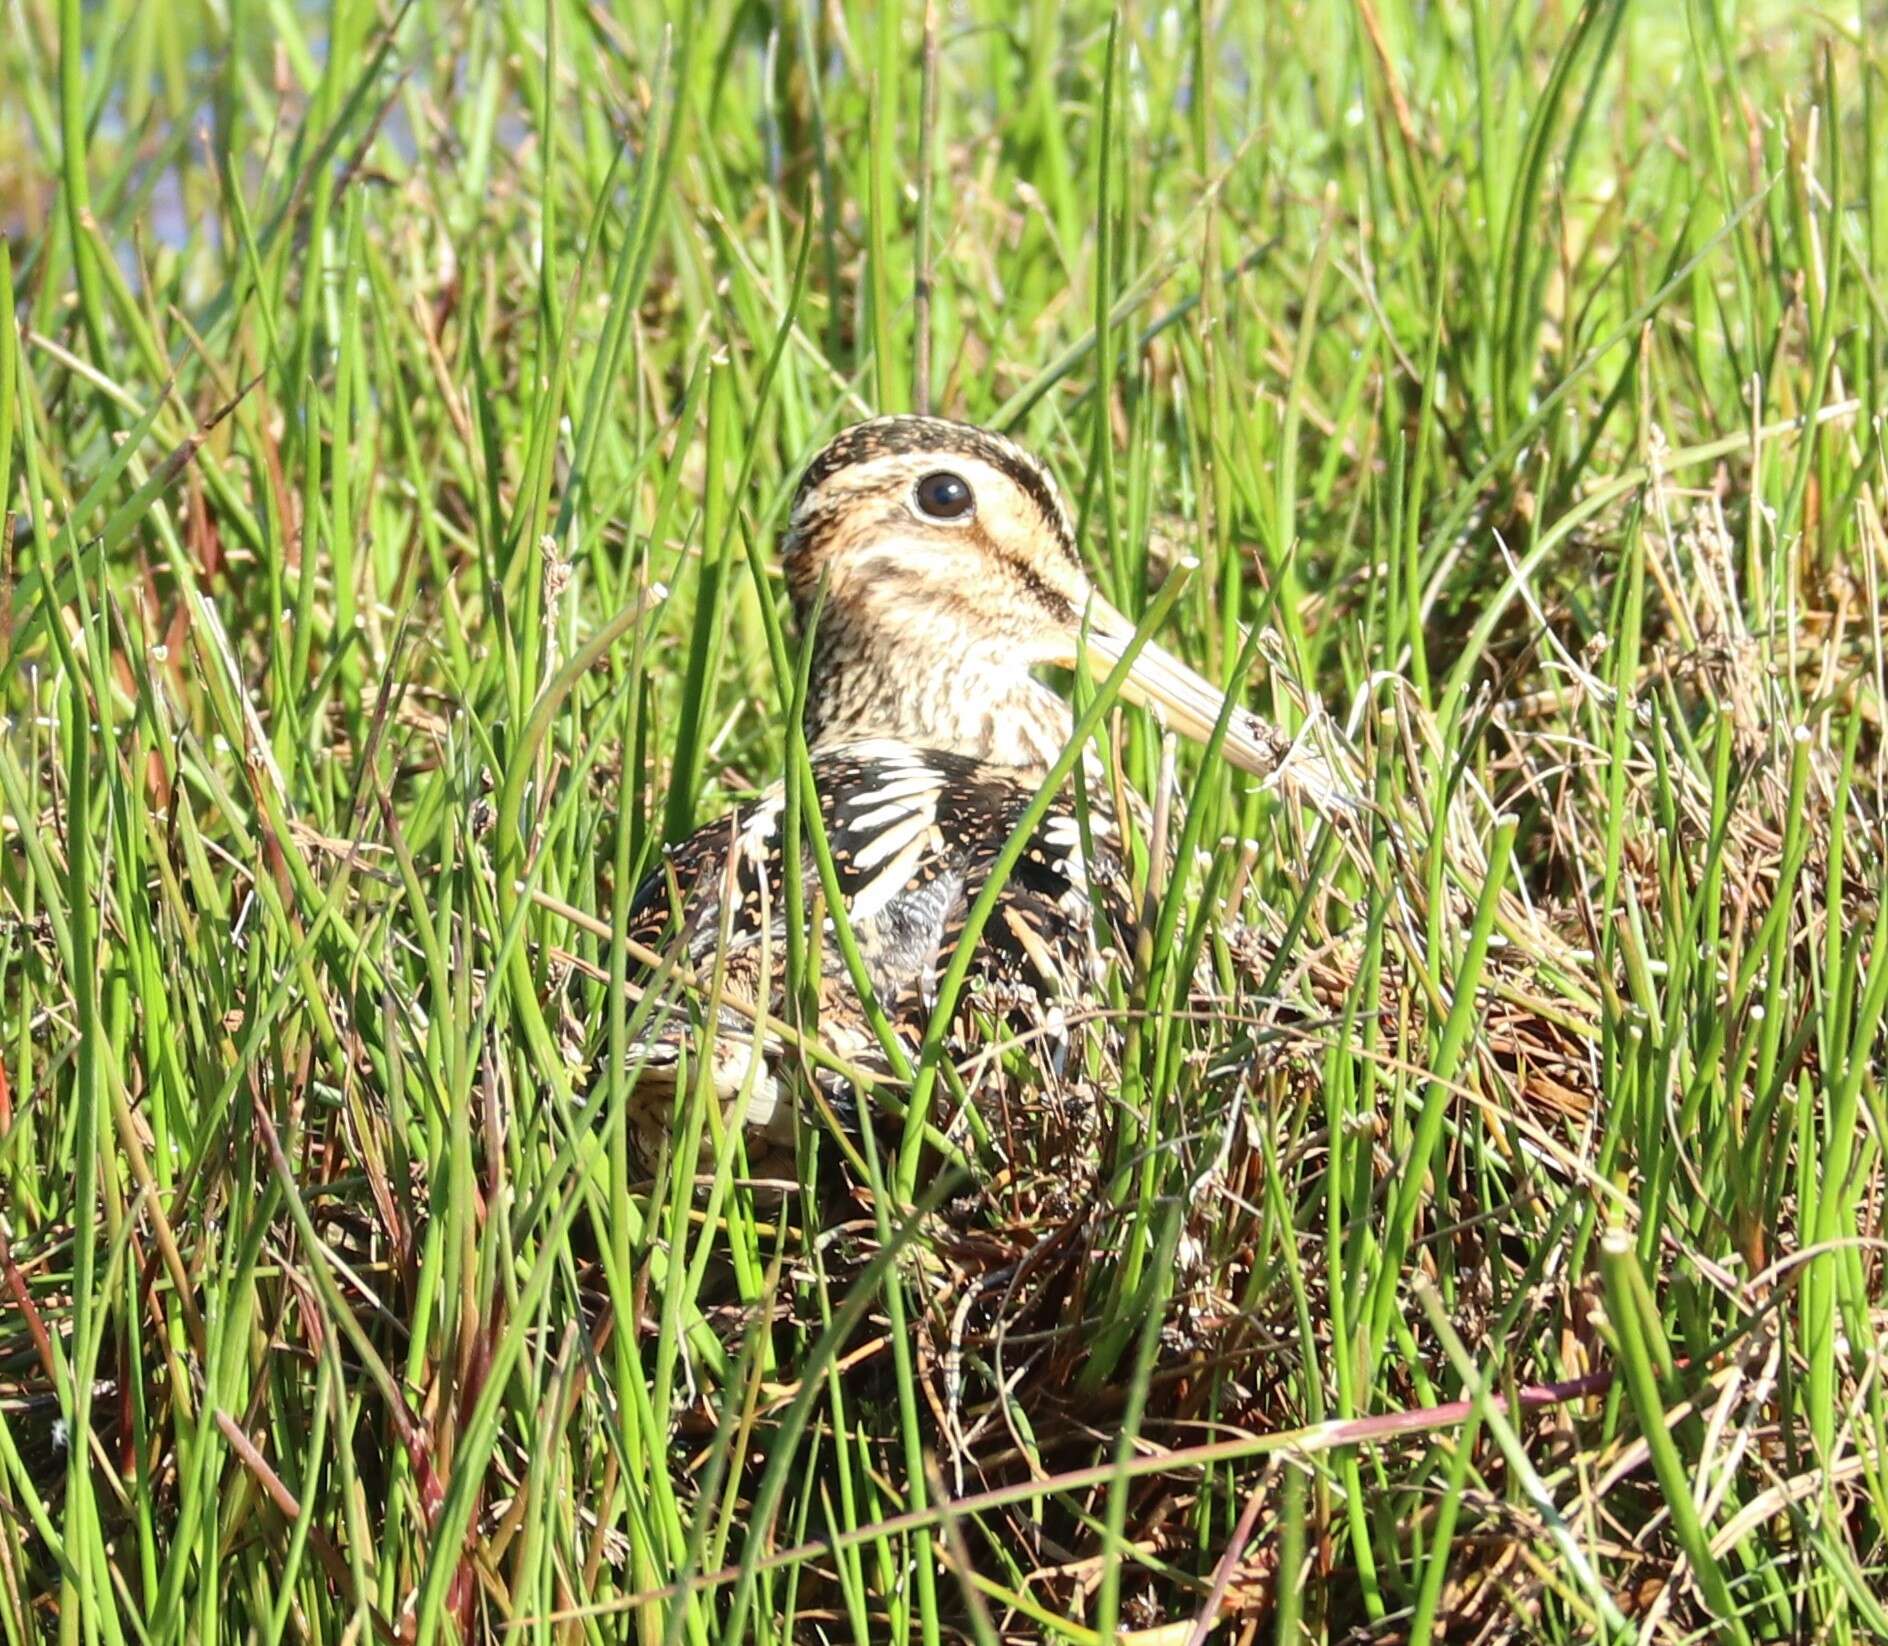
xmin=782 ymin=415 xmax=1292 ymax=778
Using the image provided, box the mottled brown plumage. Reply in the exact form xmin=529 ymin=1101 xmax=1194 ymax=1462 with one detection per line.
xmin=620 ymin=416 xmax=1300 ymax=1172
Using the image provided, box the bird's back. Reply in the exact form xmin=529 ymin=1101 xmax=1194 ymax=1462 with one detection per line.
xmin=619 ymin=738 xmax=1135 ymax=1170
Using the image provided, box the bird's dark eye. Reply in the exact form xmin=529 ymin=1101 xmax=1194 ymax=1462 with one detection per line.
xmin=913 ymin=470 xmax=974 ymax=522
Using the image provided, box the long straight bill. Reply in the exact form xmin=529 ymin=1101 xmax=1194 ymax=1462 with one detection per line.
xmin=1074 ymin=595 xmax=1293 ymax=780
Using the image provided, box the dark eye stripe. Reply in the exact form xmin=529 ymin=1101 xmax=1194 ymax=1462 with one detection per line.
xmin=996 ymin=550 xmax=1075 ymax=623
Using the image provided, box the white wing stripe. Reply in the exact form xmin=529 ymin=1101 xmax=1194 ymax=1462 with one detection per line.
xmin=850 ymin=807 xmax=933 ymax=871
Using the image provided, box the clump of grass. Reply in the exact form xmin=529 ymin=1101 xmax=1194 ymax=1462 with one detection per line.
xmin=2 ymin=1 xmax=1885 ymax=1643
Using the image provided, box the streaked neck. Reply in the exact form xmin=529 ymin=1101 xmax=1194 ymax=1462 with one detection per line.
xmin=803 ymin=633 xmax=1073 ymax=771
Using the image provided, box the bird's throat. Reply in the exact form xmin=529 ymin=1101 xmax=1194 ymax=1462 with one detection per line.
xmin=802 ymin=634 xmax=1075 ymax=771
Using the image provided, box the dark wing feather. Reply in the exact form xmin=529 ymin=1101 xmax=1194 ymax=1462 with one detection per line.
xmin=628 ymin=741 xmax=1130 ymax=1008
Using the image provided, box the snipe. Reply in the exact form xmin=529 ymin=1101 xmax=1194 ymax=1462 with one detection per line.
xmin=621 ymin=416 xmax=1317 ymax=1172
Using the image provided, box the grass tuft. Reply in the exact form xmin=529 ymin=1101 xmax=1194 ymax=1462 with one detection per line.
xmin=2 ymin=1 xmax=1885 ymax=1641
